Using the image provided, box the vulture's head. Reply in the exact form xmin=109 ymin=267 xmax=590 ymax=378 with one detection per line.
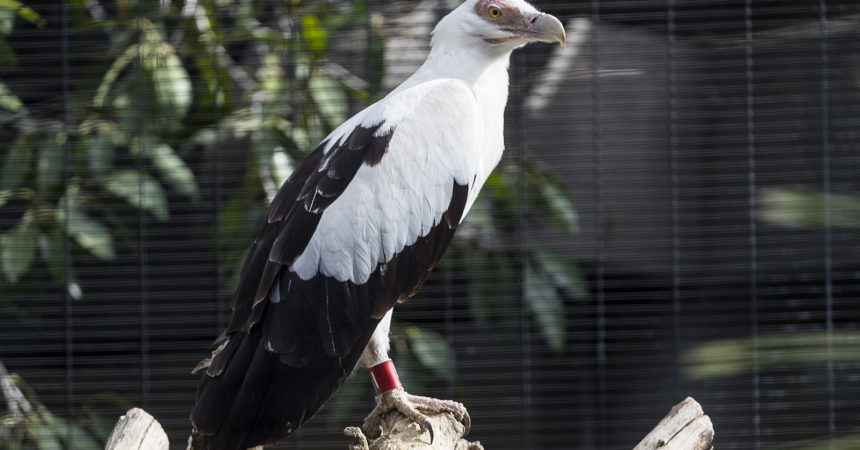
xmin=432 ymin=0 xmax=566 ymax=53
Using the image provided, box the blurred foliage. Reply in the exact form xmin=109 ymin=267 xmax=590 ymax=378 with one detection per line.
xmin=455 ymin=160 xmax=587 ymax=354
xmin=685 ymin=188 xmax=860 ymax=447
xmin=0 ymin=365 xmax=121 ymax=449
xmin=759 ymin=189 xmax=860 ymax=229
xmin=684 ymin=331 xmax=860 ymax=380
xmin=0 ymin=0 xmax=383 ymax=301
xmin=0 ymin=0 xmax=584 ymax=437
xmin=775 ymin=434 xmax=860 ymax=450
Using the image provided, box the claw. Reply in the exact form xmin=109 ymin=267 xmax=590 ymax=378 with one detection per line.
xmin=424 ymin=419 xmax=434 ymax=444
xmin=462 ymin=409 xmax=471 ymax=436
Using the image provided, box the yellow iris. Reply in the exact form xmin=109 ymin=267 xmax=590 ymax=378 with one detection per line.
xmin=488 ymin=5 xmax=502 ymax=19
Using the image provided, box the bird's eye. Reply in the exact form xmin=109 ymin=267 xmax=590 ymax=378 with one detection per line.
xmin=488 ymin=5 xmax=502 ymax=19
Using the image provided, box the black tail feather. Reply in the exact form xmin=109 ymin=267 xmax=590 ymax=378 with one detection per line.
xmin=189 ymin=315 xmax=379 ymax=450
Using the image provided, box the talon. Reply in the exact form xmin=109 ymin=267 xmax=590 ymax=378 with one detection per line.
xmin=463 ymin=409 xmax=471 ymax=436
xmin=424 ymin=419 xmax=434 ymax=444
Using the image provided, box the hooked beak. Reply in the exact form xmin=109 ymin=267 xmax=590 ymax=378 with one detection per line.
xmin=526 ymin=13 xmax=566 ymax=49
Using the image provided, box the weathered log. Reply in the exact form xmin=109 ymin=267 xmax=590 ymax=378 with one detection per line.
xmin=633 ymin=397 xmax=714 ymax=450
xmin=105 ymin=408 xmax=169 ymax=450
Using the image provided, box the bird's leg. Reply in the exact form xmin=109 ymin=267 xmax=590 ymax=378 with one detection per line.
xmin=360 ymin=311 xmax=470 ymax=443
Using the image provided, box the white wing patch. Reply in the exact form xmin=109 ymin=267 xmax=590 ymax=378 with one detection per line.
xmin=290 ymin=79 xmax=484 ymax=284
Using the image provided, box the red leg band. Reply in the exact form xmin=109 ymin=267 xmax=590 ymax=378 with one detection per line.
xmin=369 ymin=360 xmax=402 ymax=394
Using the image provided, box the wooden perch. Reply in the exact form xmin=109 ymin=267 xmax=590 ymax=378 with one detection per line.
xmin=105 ymin=408 xmax=169 ymax=450
xmin=344 ymin=409 xmax=482 ymax=450
xmin=633 ymin=397 xmax=714 ymax=450
xmin=106 ymin=397 xmax=712 ymax=450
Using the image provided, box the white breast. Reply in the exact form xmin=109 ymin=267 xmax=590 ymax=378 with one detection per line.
xmin=289 ymin=79 xmax=485 ymax=284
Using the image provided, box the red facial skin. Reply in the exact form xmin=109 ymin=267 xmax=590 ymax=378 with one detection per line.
xmin=473 ymin=0 xmax=545 ymax=46
xmin=474 ymin=0 xmax=526 ymax=27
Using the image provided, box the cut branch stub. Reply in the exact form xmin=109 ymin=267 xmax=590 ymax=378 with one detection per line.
xmin=633 ymin=397 xmax=714 ymax=450
xmin=105 ymin=408 xmax=169 ymax=450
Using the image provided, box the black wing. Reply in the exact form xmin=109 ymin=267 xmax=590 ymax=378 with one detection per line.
xmin=189 ymin=122 xmax=469 ymax=450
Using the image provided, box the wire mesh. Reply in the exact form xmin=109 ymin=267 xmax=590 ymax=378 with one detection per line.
xmin=1 ymin=0 xmax=859 ymax=448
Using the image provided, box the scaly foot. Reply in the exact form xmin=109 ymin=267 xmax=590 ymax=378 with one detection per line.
xmin=362 ymin=387 xmax=471 ymax=443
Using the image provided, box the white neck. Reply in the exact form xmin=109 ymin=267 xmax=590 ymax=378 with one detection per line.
xmin=394 ymin=42 xmax=512 ymax=93
xmin=391 ymin=38 xmax=513 ymax=217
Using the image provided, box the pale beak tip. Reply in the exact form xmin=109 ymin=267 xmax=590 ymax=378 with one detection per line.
xmin=536 ymin=13 xmax=566 ymax=50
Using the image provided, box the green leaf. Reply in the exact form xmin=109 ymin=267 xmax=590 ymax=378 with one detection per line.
xmin=150 ymin=142 xmax=199 ymax=200
xmin=0 ymin=78 xmax=24 ymax=113
xmin=302 ymin=15 xmax=327 ymax=51
xmin=532 ymin=248 xmax=588 ymax=299
xmin=32 ymin=410 xmax=101 ymax=450
xmin=26 ymin=419 xmax=63 ymax=450
xmin=288 ymin=124 xmax=312 ymax=154
xmin=463 ymin=246 xmax=518 ymax=330
xmin=525 ymin=264 xmax=566 ymax=352
xmin=405 ymin=326 xmax=455 ymax=381
xmin=58 ymin=185 xmax=115 ymax=260
xmin=1 ymin=135 xmax=33 ymax=190
xmin=536 ymin=179 xmax=579 ymax=234
xmin=38 ymin=227 xmax=66 ymax=283
xmin=271 ymin=146 xmax=295 ymax=185
xmin=257 ymin=52 xmax=284 ymax=93
xmin=0 ymin=4 xmax=14 ymax=35
xmin=93 ymin=43 xmax=139 ymax=109
xmin=98 ymin=24 xmax=192 ymax=130
xmin=135 ymin=20 xmax=191 ymax=122
xmin=68 ymin=214 xmax=115 ymax=260
xmin=0 ymin=189 xmax=11 ymax=208
xmin=310 ymin=75 xmax=347 ymax=125
xmin=87 ymin=122 xmax=125 ymax=174
xmin=143 ymin=44 xmax=192 ymax=122
xmin=215 ymin=166 xmax=267 ymax=289
xmin=527 ymin=161 xmax=579 ymax=234
xmin=0 ymin=35 xmax=16 ymax=68
xmin=104 ymin=170 xmax=169 ymax=220
xmin=84 ymin=411 xmax=118 ymax=442
xmin=1 ymin=219 xmax=36 ymax=283
xmin=36 ymin=133 xmax=64 ymax=193
xmin=0 ymin=0 xmax=45 ymax=27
